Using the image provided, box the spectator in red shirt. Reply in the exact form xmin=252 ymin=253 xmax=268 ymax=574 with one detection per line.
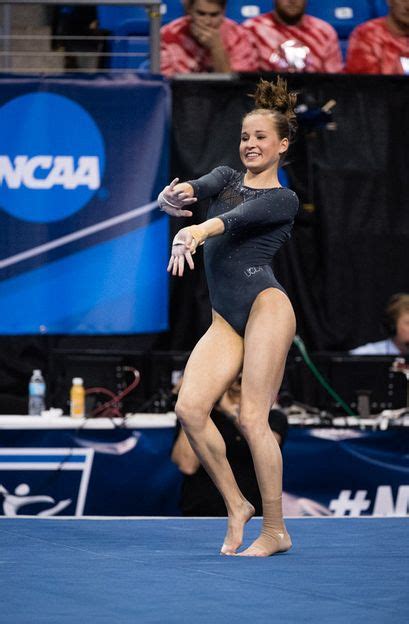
xmin=346 ymin=0 xmax=409 ymax=74
xmin=160 ymin=0 xmax=258 ymax=76
xmin=243 ymin=0 xmax=343 ymax=73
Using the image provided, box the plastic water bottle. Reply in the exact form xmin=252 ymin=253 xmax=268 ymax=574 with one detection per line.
xmin=28 ymin=369 xmax=46 ymax=415
xmin=70 ymin=377 xmax=85 ymax=418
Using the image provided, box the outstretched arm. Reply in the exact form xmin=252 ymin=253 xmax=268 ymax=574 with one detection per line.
xmin=167 ymin=190 xmax=298 ymax=277
xmin=159 ymin=167 xmax=234 ymax=217
xmin=167 ymin=218 xmax=225 ymax=277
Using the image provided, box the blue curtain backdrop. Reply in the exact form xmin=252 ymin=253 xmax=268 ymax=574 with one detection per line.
xmin=0 ymin=75 xmax=170 ymax=334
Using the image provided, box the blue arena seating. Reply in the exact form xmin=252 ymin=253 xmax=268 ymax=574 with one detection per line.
xmin=98 ymin=3 xmax=184 ymax=32
xmin=160 ymin=1 xmax=185 ymax=24
xmin=307 ymin=0 xmax=374 ymax=38
xmin=98 ymin=1 xmax=384 ymax=35
xmin=372 ymin=0 xmax=388 ymax=17
xmin=99 ymin=1 xmax=386 ymax=71
xmin=108 ymin=18 xmax=150 ymax=70
xmin=97 ymin=6 xmax=149 ymax=34
xmin=226 ymin=1 xmax=272 ymax=22
xmin=339 ymin=37 xmax=349 ymax=61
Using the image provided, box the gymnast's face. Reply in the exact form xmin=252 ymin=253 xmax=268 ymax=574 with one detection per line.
xmin=240 ymin=114 xmax=288 ymax=174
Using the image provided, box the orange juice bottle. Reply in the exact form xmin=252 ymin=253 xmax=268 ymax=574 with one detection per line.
xmin=70 ymin=377 xmax=85 ymax=418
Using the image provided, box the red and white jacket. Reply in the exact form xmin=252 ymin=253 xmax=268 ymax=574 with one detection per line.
xmin=346 ymin=17 xmax=409 ymax=75
xmin=160 ymin=16 xmax=259 ymax=76
xmin=243 ymin=11 xmax=343 ymax=73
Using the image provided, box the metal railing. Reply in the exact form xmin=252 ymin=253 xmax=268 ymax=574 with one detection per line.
xmin=0 ymin=0 xmax=161 ymax=73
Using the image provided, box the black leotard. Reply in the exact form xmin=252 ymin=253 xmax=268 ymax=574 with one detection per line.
xmin=188 ymin=166 xmax=299 ymax=336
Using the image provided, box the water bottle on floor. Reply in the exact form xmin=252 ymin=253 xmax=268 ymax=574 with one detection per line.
xmin=28 ymin=369 xmax=46 ymax=415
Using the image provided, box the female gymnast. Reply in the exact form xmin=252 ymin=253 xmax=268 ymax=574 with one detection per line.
xmin=158 ymin=77 xmax=299 ymax=557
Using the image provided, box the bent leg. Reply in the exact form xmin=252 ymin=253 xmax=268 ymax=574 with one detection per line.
xmin=176 ymin=311 xmax=254 ymax=553
xmin=238 ymin=288 xmax=296 ymax=557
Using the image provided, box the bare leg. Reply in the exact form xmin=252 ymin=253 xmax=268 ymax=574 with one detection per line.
xmin=176 ymin=312 xmax=254 ymax=554
xmin=171 ymin=428 xmax=200 ymax=475
xmin=237 ymin=289 xmax=296 ymax=557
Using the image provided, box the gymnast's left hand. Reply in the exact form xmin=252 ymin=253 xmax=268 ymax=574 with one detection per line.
xmin=167 ymin=228 xmax=198 ymax=277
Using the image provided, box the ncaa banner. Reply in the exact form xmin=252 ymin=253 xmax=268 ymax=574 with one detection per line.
xmin=282 ymin=428 xmax=409 ymax=517
xmin=0 ymin=75 xmax=170 ymax=333
xmin=0 ymin=425 xmax=181 ymax=516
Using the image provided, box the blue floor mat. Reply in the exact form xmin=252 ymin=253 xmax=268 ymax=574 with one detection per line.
xmin=1 ymin=517 xmax=408 ymax=623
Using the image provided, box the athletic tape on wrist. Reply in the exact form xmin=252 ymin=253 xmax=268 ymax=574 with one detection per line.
xmin=158 ymin=191 xmax=181 ymax=210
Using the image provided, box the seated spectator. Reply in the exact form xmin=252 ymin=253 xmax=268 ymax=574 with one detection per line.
xmin=160 ymin=0 xmax=259 ymax=76
xmin=350 ymin=293 xmax=409 ymax=355
xmin=243 ymin=0 xmax=343 ymax=73
xmin=345 ymin=0 xmax=409 ymax=74
xmin=171 ymin=376 xmax=289 ymax=516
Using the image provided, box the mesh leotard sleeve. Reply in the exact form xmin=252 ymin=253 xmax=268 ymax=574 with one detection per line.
xmin=218 ymin=189 xmax=299 ymax=233
xmin=187 ymin=166 xmax=235 ymax=201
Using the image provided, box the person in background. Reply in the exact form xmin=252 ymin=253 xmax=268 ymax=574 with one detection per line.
xmin=345 ymin=0 xmax=409 ymax=75
xmin=350 ymin=293 xmax=409 ymax=355
xmin=243 ymin=0 xmax=343 ymax=73
xmin=160 ymin=0 xmax=259 ymax=76
xmin=172 ymin=377 xmax=289 ymax=517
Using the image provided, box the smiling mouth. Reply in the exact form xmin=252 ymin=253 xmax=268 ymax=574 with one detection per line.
xmin=245 ymin=152 xmax=261 ymax=159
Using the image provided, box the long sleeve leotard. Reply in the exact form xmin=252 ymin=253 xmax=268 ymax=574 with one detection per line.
xmin=188 ymin=166 xmax=299 ymax=335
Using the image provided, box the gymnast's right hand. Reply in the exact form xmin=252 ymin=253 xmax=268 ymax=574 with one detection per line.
xmin=167 ymin=228 xmax=198 ymax=277
xmin=157 ymin=178 xmax=197 ymax=217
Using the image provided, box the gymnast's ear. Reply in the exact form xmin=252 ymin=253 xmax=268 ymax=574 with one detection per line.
xmin=279 ymin=137 xmax=289 ymax=154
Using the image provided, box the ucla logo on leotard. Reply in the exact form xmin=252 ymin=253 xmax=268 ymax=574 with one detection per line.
xmin=244 ymin=266 xmax=264 ymax=278
xmin=0 ymin=92 xmax=105 ymax=222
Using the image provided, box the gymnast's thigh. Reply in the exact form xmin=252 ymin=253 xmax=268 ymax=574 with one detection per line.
xmin=241 ymin=287 xmax=296 ymax=409
xmin=178 ymin=313 xmax=244 ymax=415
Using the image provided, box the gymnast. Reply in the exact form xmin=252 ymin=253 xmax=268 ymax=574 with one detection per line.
xmin=158 ymin=77 xmax=299 ymax=557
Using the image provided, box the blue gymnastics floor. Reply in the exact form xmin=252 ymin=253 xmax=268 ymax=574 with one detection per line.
xmin=1 ymin=517 xmax=408 ymax=623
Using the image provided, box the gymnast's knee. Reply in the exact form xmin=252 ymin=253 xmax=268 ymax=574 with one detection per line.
xmin=238 ymin=409 xmax=269 ymax=441
xmin=175 ymin=398 xmax=208 ymax=432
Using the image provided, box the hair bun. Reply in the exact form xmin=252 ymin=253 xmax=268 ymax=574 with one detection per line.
xmin=252 ymin=77 xmax=298 ymax=128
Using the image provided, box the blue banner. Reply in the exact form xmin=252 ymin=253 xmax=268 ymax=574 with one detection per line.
xmin=283 ymin=428 xmax=409 ymax=516
xmin=0 ymin=75 xmax=170 ymax=334
xmin=0 ymin=422 xmax=181 ymax=517
xmin=0 ymin=422 xmax=407 ymax=518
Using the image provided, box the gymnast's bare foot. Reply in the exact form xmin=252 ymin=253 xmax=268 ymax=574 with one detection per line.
xmin=220 ymin=500 xmax=255 ymax=555
xmin=237 ymin=528 xmax=292 ymax=557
